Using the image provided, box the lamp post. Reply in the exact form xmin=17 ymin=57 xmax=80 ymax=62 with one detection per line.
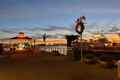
xmin=43 ymin=33 xmax=46 ymax=46
xmin=75 ymin=16 xmax=86 ymax=63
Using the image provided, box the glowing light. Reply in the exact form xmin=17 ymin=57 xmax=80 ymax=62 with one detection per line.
xmin=18 ymin=47 xmax=23 ymax=50
xmin=105 ymin=33 xmax=120 ymax=43
xmin=16 ymin=43 xmax=24 ymax=50
xmin=17 ymin=32 xmax=25 ymax=38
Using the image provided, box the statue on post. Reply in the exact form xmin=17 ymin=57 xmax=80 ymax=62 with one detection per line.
xmin=75 ymin=16 xmax=86 ymax=36
xmin=73 ymin=16 xmax=86 ymax=61
xmin=43 ymin=33 xmax=46 ymax=42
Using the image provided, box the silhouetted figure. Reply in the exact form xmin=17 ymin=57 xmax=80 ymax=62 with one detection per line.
xmin=75 ymin=16 xmax=86 ymax=35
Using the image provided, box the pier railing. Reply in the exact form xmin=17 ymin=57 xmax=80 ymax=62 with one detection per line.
xmin=38 ymin=46 xmax=73 ymax=56
xmin=1 ymin=45 xmax=74 ymax=56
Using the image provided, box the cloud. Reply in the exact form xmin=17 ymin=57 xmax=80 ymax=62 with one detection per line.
xmin=108 ymin=26 xmax=120 ymax=32
xmin=0 ymin=23 xmax=120 ymax=39
xmin=0 ymin=26 xmax=74 ymax=39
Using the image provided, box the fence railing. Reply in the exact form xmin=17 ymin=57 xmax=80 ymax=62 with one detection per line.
xmin=1 ymin=45 xmax=74 ymax=56
xmin=38 ymin=46 xmax=73 ymax=56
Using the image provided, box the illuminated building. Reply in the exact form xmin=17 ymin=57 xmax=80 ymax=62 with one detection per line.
xmin=10 ymin=32 xmax=32 ymax=50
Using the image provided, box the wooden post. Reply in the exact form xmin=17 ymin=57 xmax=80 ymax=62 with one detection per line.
xmin=117 ymin=60 xmax=120 ymax=79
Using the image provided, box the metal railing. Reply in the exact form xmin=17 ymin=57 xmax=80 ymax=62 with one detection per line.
xmin=38 ymin=46 xmax=71 ymax=56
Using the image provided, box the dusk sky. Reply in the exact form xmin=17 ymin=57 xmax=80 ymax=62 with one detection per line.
xmin=0 ymin=0 xmax=120 ymax=38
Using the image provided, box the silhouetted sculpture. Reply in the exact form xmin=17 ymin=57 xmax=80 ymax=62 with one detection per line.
xmin=75 ymin=16 xmax=86 ymax=35
xmin=73 ymin=16 xmax=86 ymax=61
xmin=43 ymin=33 xmax=46 ymax=42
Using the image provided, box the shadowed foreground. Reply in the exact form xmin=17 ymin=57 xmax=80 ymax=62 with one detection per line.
xmin=0 ymin=54 xmax=117 ymax=80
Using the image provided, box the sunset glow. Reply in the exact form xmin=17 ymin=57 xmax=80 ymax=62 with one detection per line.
xmin=105 ymin=33 xmax=120 ymax=43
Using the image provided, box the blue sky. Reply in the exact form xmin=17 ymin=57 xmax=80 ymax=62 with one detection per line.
xmin=0 ymin=0 xmax=120 ymax=38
